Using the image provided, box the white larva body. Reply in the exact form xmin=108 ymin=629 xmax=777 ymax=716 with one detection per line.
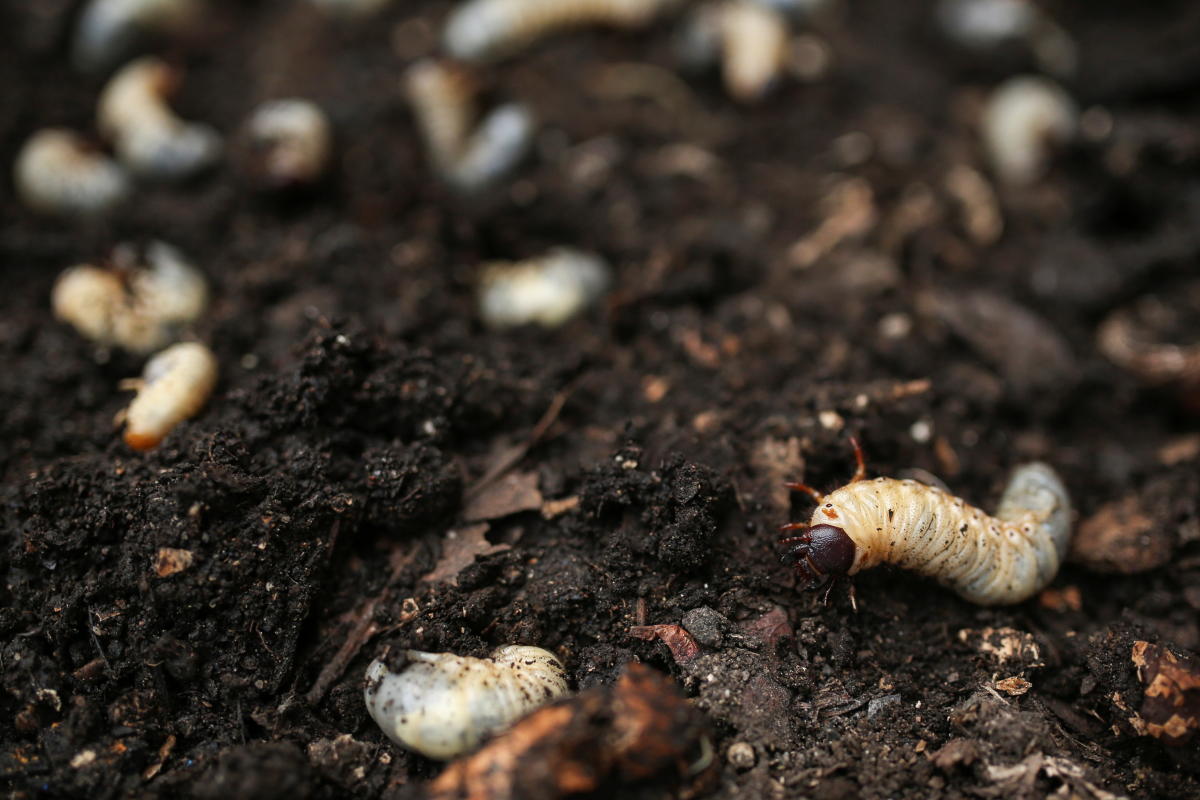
xmin=364 ymin=646 xmax=569 ymax=760
xmin=73 ymin=0 xmax=200 ymax=72
xmin=404 ymin=59 xmax=534 ymax=192
xmin=98 ymin=57 xmax=222 ymax=179
xmin=981 ymin=75 xmax=1076 ymax=186
xmin=121 ymin=342 xmax=218 ymax=451
xmin=444 ymin=0 xmax=680 ymax=62
xmin=52 ymin=242 xmax=208 ymax=354
xmin=14 ymin=129 xmax=130 ymax=216
xmin=243 ymin=99 xmax=332 ymax=187
xmin=478 ymin=248 xmax=611 ymax=328
xmin=719 ymin=1 xmax=789 ymax=103
xmin=815 ymin=463 xmax=1071 ymax=605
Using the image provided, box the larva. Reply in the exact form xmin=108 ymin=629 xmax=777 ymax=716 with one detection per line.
xmin=97 ymin=56 xmax=222 ymax=180
xmin=444 ymin=0 xmax=681 ymax=62
xmin=980 ymin=75 xmax=1076 ymax=186
xmin=14 ymin=129 xmax=131 ymax=216
xmin=120 ymin=342 xmax=218 ymax=451
xmin=404 ymin=59 xmax=534 ymax=192
xmin=240 ymin=99 xmax=333 ymax=189
xmin=364 ymin=646 xmax=569 ymax=760
xmin=477 ymin=248 xmax=611 ymax=328
xmin=52 ymin=241 xmax=208 ymax=354
xmin=678 ymin=1 xmax=790 ymax=103
xmin=73 ymin=0 xmax=200 ymax=73
xmin=780 ymin=440 xmax=1072 ymax=605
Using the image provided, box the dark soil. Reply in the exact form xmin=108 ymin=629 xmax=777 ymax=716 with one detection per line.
xmin=3 ymin=1 xmax=1200 ymax=798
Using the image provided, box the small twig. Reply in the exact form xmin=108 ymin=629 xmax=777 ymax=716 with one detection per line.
xmin=464 ymin=386 xmax=571 ymax=500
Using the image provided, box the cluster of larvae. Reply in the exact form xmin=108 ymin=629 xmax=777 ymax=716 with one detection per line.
xmin=51 ymin=242 xmax=217 ymax=451
xmin=364 ymin=646 xmax=569 ymax=759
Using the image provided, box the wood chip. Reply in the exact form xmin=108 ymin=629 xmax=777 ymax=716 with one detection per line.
xmin=153 ymin=548 xmax=194 ymax=578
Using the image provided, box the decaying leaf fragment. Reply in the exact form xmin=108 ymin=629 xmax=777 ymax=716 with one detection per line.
xmin=1130 ymin=641 xmax=1200 ymax=748
xmin=430 ymin=663 xmax=712 ymax=800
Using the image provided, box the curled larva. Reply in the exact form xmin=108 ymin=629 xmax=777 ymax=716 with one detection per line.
xmin=14 ymin=129 xmax=131 ymax=216
xmin=240 ymin=99 xmax=332 ymax=189
xmin=364 ymin=646 xmax=569 ymax=760
xmin=404 ymin=59 xmax=534 ymax=192
xmin=98 ymin=56 xmax=222 ymax=179
xmin=120 ymin=342 xmax=217 ymax=451
xmin=478 ymin=248 xmax=611 ymax=328
xmin=980 ymin=75 xmax=1076 ymax=186
xmin=52 ymin=241 xmax=208 ymax=354
xmin=780 ymin=441 xmax=1072 ymax=605
xmin=444 ymin=0 xmax=681 ymax=62
xmin=73 ymin=0 xmax=201 ymax=73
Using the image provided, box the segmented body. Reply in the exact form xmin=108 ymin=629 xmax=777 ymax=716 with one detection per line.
xmin=814 ymin=463 xmax=1070 ymax=604
xmin=444 ymin=0 xmax=679 ymax=61
xmin=364 ymin=646 xmax=569 ymax=760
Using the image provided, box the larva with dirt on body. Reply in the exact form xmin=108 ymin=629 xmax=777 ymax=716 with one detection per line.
xmin=780 ymin=439 xmax=1072 ymax=606
xmin=444 ymin=0 xmax=683 ymax=62
xmin=73 ymin=0 xmax=202 ymax=72
xmin=364 ymin=646 xmax=569 ymax=760
xmin=119 ymin=342 xmax=217 ymax=451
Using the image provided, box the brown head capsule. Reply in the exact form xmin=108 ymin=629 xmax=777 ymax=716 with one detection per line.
xmin=780 ymin=439 xmax=1072 ymax=606
xmin=14 ymin=129 xmax=131 ymax=216
xmin=120 ymin=341 xmax=217 ymax=451
xmin=98 ymin=56 xmax=222 ymax=179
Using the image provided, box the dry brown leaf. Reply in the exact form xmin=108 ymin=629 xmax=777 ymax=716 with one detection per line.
xmin=1131 ymin=641 xmax=1200 ymax=747
xmin=462 ymin=471 xmax=543 ymax=522
xmin=629 ymin=624 xmax=701 ymax=664
xmin=422 ymin=524 xmax=509 ymax=586
xmin=153 ymin=548 xmax=194 ymax=578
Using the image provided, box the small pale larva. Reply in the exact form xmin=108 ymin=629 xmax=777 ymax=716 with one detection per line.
xmin=13 ymin=129 xmax=131 ymax=216
xmin=240 ymin=99 xmax=333 ymax=189
xmin=73 ymin=0 xmax=201 ymax=73
xmin=97 ymin=56 xmax=222 ymax=180
xmin=119 ymin=342 xmax=218 ymax=451
xmin=980 ymin=75 xmax=1077 ymax=186
xmin=364 ymin=646 xmax=569 ymax=760
xmin=404 ymin=59 xmax=534 ymax=192
xmin=477 ymin=248 xmax=611 ymax=329
xmin=52 ymin=241 xmax=208 ymax=354
xmin=678 ymin=1 xmax=790 ymax=103
xmin=780 ymin=439 xmax=1072 ymax=606
xmin=444 ymin=0 xmax=681 ymax=62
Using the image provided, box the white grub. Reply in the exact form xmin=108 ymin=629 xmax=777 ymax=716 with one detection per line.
xmin=404 ymin=59 xmax=534 ymax=192
xmin=73 ymin=0 xmax=201 ymax=73
xmin=120 ymin=342 xmax=217 ymax=451
xmin=444 ymin=0 xmax=681 ymax=62
xmin=52 ymin=241 xmax=208 ymax=354
xmin=720 ymin=1 xmax=790 ymax=103
xmin=241 ymin=99 xmax=332 ymax=189
xmin=14 ymin=129 xmax=130 ymax=216
xmin=981 ymin=75 xmax=1076 ymax=186
xmin=678 ymin=1 xmax=789 ymax=103
xmin=97 ymin=56 xmax=222 ymax=180
xmin=307 ymin=0 xmax=394 ymax=17
xmin=936 ymin=0 xmax=1076 ymax=78
xmin=478 ymin=248 xmax=610 ymax=328
xmin=364 ymin=646 xmax=569 ymax=760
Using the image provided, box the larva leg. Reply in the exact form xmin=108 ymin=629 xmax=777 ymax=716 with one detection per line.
xmin=778 ymin=522 xmax=808 ymax=534
xmin=785 ymin=482 xmax=823 ymax=502
xmin=849 ymin=436 xmax=867 ymax=482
